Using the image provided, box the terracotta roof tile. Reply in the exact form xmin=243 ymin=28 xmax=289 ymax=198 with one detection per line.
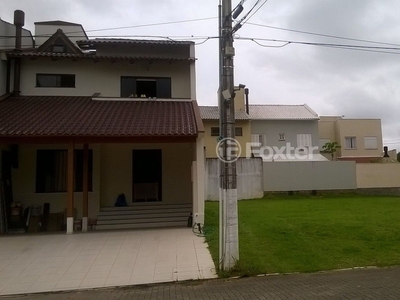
xmin=77 ymin=39 xmax=194 ymax=46
xmin=0 ymin=96 xmax=199 ymax=138
xmin=7 ymin=52 xmax=195 ymax=61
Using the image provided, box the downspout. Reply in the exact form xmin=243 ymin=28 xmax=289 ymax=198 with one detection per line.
xmin=13 ymin=10 xmax=25 ymax=97
xmin=245 ymin=88 xmax=249 ymax=114
xmin=6 ymin=59 xmax=11 ymax=94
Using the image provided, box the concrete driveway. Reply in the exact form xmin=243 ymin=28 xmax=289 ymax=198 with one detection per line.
xmin=0 ymin=228 xmax=217 ymax=295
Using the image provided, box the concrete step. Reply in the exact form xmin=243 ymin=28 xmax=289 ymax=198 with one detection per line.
xmin=98 ymin=212 xmax=189 ymax=220
xmin=97 ymin=216 xmax=188 ymax=225
xmin=98 ymin=208 xmax=191 ymax=216
xmin=100 ymin=203 xmax=192 ymax=212
xmin=96 ymin=221 xmax=187 ymax=230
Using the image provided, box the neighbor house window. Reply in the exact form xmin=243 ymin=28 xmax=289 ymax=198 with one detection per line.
xmin=235 ymin=127 xmax=243 ymax=136
xmin=36 ymin=74 xmax=75 ymax=87
xmin=36 ymin=149 xmax=93 ymax=193
xmin=364 ymin=136 xmax=378 ymax=150
xmin=121 ymin=77 xmax=171 ymax=98
xmin=211 ymin=127 xmax=242 ymax=137
xmin=297 ymin=134 xmax=312 ymax=147
xmin=345 ymin=137 xmax=357 ymax=149
xmin=251 ymin=134 xmax=266 ymax=157
xmin=211 ymin=127 xmax=219 ymax=136
xmin=278 ymin=133 xmax=285 ymax=141
xmin=251 ymin=134 xmax=266 ymax=146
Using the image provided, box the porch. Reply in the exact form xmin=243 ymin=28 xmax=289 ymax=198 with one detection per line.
xmin=0 ymin=96 xmax=205 ymax=234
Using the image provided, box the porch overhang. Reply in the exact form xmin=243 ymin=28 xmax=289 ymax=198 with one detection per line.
xmin=0 ymin=96 xmax=203 ymax=143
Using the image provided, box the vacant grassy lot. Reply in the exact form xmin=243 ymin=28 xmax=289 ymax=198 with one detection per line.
xmin=204 ymin=194 xmax=400 ymax=276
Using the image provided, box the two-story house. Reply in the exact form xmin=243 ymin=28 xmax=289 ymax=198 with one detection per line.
xmin=319 ymin=116 xmax=383 ymax=162
xmin=0 ymin=12 xmax=205 ymax=234
xmin=200 ymin=87 xmax=324 ymax=161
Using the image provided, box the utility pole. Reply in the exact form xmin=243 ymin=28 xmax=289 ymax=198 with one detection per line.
xmin=219 ymin=0 xmax=239 ymax=271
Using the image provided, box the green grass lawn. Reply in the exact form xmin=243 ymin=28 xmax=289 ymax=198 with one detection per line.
xmin=204 ymin=194 xmax=400 ymax=276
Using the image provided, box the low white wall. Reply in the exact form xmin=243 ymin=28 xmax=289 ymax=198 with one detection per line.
xmin=205 ymin=158 xmax=264 ymax=200
xmin=263 ymin=161 xmax=357 ymax=191
xmin=356 ymin=163 xmax=400 ymax=188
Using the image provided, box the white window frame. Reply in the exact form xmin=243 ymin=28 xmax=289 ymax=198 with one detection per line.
xmin=345 ymin=137 xmax=357 ymax=149
xmin=297 ymin=134 xmax=312 ymax=147
xmin=364 ymin=136 xmax=378 ymax=150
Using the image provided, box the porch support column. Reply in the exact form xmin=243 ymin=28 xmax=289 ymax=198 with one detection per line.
xmin=193 ymin=133 xmax=205 ymax=225
xmin=82 ymin=143 xmax=89 ymax=232
xmin=66 ymin=141 xmax=75 ymax=234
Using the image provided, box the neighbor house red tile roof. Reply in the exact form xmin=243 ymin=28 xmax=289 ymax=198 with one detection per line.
xmin=0 ymin=96 xmax=202 ymax=142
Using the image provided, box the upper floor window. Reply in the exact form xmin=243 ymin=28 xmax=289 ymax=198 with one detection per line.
xmin=297 ymin=134 xmax=312 ymax=147
xmin=364 ymin=136 xmax=378 ymax=150
xmin=121 ymin=77 xmax=171 ymax=98
xmin=36 ymin=74 xmax=75 ymax=88
xmin=345 ymin=137 xmax=357 ymax=149
xmin=211 ymin=127 xmax=243 ymax=137
xmin=251 ymin=134 xmax=266 ymax=146
xmin=278 ymin=133 xmax=286 ymax=141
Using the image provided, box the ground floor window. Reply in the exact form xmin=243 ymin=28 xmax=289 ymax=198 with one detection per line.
xmin=35 ymin=149 xmax=93 ymax=193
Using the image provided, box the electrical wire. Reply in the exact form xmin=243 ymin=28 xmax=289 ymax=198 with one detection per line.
xmin=241 ymin=0 xmax=269 ymax=26
xmin=235 ymin=36 xmax=400 ymax=54
xmin=246 ymin=22 xmax=400 ymax=47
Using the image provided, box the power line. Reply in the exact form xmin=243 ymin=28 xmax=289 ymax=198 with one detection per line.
xmin=241 ymin=0 xmax=269 ymax=26
xmin=84 ymin=17 xmax=217 ymax=33
xmin=246 ymin=22 xmax=400 ymax=47
xmin=235 ymin=36 xmax=400 ymax=54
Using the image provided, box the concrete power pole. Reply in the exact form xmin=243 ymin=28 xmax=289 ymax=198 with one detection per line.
xmin=219 ymin=0 xmax=239 ymax=271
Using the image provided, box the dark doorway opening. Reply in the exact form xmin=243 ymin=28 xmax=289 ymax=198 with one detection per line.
xmin=132 ymin=149 xmax=162 ymax=202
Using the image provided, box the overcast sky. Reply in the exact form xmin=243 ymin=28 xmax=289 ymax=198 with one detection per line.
xmin=2 ymin=0 xmax=400 ymax=151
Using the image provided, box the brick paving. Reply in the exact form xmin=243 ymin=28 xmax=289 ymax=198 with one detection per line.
xmin=3 ymin=266 xmax=400 ymax=300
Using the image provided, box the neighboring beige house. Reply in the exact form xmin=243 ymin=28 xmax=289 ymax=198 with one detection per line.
xmin=200 ymin=88 xmax=251 ymax=158
xmin=0 ymin=14 xmax=205 ymax=234
xmin=319 ymin=116 xmax=383 ymax=162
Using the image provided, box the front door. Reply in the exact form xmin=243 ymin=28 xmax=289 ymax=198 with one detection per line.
xmin=132 ymin=149 xmax=162 ymax=202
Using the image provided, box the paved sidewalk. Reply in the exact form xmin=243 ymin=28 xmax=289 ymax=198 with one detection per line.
xmin=3 ymin=266 xmax=400 ymax=299
xmin=0 ymin=228 xmax=216 ymax=295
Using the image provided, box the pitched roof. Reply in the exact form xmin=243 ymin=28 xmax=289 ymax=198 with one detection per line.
xmin=6 ymin=51 xmax=194 ymax=62
xmin=37 ymin=29 xmax=82 ymax=54
xmin=77 ymin=39 xmax=194 ymax=46
xmin=199 ymin=106 xmax=249 ymax=120
xmin=0 ymin=96 xmax=200 ymax=140
xmin=249 ymin=104 xmax=319 ymax=120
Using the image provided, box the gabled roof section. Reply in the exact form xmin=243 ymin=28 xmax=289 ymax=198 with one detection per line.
xmin=249 ymin=104 xmax=319 ymax=120
xmin=199 ymin=106 xmax=249 ymax=120
xmin=37 ymin=29 xmax=82 ymax=54
xmin=0 ymin=96 xmax=201 ymax=141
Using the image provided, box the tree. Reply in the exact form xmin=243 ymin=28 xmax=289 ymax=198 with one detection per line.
xmin=322 ymin=142 xmax=341 ymax=161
